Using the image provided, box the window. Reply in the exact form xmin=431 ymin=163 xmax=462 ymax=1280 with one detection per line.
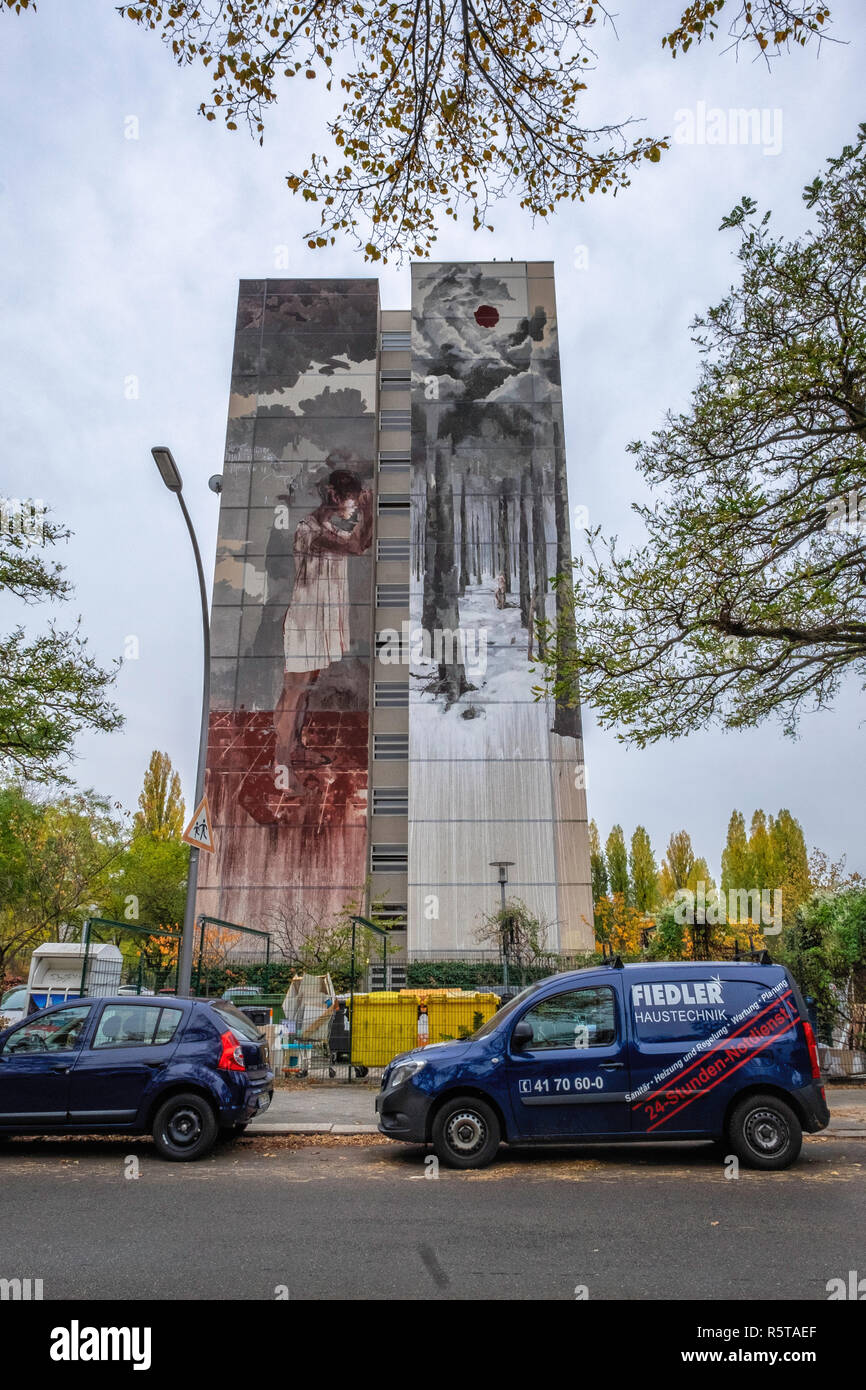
xmin=371 ymin=843 xmax=408 ymax=872
xmin=92 ymin=1004 xmax=182 ymax=1049
xmin=380 ymin=409 xmax=411 ymax=427
xmin=380 ymin=368 xmax=411 ymax=384
xmin=374 ymin=682 xmax=409 ymax=707
xmin=374 ymin=904 xmax=408 ymax=930
xmin=521 ymin=987 xmax=617 ymax=1050
xmin=374 ymin=732 xmax=409 ymax=760
xmin=377 ymin=537 xmax=410 ymax=561
xmin=373 ymin=787 xmax=408 ymax=815
xmin=3 ymin=1005 xmax=91 ymax=1055
xmin=378 ymin=495 xmax=410 ymax=515
xmin=377 ymin=584 xmax=410 ymax=607
xmin=381 ymin=329 xmax=411 ymax=350
xmin=154 ymin=1008 xmax=183 ymax=1044
xmin=210 ymin=1001 xmax=263 ymax=1040
xmin=379 ymin=452 xmax=410 ymax=474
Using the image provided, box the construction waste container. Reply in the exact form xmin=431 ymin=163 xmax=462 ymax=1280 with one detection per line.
xmin=349 ymin=990 xmax=499 ymax=1068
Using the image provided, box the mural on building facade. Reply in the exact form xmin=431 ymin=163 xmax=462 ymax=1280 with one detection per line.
xmin=409 ymin=262 xmax=593 ymax=952
xmin=197 ymin=280 xmax=378 ymax=934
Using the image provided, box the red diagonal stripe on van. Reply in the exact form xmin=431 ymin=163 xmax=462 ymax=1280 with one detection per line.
xmin=644 ymin=1014 xmax=797 ymax=1131
xmin=634 ymin=989 xmax=794 ymax=1108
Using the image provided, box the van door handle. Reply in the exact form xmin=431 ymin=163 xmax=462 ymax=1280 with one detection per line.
xmin=599 ymin=1061 xmax=625 ymax=1070
xmin=51 ymin=1064 xmax=70 ymax=1073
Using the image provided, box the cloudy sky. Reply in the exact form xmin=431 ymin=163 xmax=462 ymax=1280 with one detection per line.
xmin=1 ymin=0 xmax=863 ymax=877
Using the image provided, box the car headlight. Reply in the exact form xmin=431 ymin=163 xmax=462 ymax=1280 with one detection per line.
xmin=388 ymin=1058 xmax=427 ymax=1090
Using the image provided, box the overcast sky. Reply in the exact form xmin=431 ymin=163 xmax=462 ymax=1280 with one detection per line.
xmin=1 ymin=0 xmax=863 ymax=878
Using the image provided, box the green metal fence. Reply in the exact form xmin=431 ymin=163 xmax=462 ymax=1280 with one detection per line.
xmin=79 ymin=919 xmax=181 ymax=996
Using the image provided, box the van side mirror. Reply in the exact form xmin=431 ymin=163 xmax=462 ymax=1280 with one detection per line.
xmin=512 ymin=1019 xmax=533 ymax=1049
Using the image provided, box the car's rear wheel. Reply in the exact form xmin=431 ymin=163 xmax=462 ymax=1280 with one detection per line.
xmin=727 ymin=1093 xmax=802 ymax=1170
xmin=152 ymin=1092 xmax=218 ymax=1162
xmin=431 ymin=1096 xmax=501 ymax=1170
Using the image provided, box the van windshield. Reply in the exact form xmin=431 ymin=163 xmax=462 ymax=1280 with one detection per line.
xmin=471 ymin=982 xmax=544 ymax=1039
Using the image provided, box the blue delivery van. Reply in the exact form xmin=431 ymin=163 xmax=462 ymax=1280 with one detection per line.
xmin=376 ymin=959 xmax=829 ymax=1170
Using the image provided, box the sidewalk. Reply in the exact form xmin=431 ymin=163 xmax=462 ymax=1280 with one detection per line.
xmin=248 ymin=1083 xmax=866 ymax=1137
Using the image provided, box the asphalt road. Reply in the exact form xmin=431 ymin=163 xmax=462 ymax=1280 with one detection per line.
xmin=0 ymin=1133 xmax=863 ymax=1300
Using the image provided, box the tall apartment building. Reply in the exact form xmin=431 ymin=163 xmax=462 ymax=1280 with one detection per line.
xmin=196 ymin=264 xmax=594 ymax=959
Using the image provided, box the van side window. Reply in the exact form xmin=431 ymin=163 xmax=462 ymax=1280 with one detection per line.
xmin=521 ymin=987 xmax=617 ymax=1050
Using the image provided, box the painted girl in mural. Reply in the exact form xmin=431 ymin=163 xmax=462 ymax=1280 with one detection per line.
xmin=274 ymin=453 xmax=373 ymax=794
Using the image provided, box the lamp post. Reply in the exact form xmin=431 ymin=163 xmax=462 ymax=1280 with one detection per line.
xmin=489 ymin=860 xmax=515 ymax=991
xmin=151 ymin=446 xmax=210 ymax=997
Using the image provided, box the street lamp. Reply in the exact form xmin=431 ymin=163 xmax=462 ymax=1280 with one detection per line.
xmin=489 ymin=860 xmax=515 ymax=991
xmin=151 ymin=446 xmax=211 ymax=997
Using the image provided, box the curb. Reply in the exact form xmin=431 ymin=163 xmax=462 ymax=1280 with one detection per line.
xmin=246 ymin=1123 xmax=866 ymax=1139
xmin=248 ymin=1122 xmax=380 ymax=1135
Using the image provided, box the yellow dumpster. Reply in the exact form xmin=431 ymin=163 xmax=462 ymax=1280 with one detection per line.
xmin=350 ymin=990 xmax=500 ymax=1067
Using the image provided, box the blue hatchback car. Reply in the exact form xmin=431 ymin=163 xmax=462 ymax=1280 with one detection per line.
xmin=0 ymin=995 xmax=273 ymax=1160
xmin=377 ymin=959 xmax=829 ymax=1170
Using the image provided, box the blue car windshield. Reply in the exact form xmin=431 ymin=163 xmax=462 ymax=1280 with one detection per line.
xmin=471 ymin=982 xmax=544 ymax=1039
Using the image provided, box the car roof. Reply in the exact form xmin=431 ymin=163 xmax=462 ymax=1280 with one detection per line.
xmin=533 ymin=960 xmax=782 ymax=987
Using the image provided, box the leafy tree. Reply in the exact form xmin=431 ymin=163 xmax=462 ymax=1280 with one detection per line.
xmin=0 ymin=0 xmax=830 ymax=259
xmin=630 ymin=825 xmax=659 ymax=912
xmin=99 ymin=834 xmax=189 ymax=934
xmin=605 ymin=824 xmax=630 ymax=902
xmin=0 ymin=505 xmax=121 ymax=783
xmin=808 ymin=847 xmax=864 ymax=894
xmin=748 ymin=810 xmax=774 ymax=890
xmin=133 ymin=750 xmax=185 ymax=840
xmin=781 ymin=888 xmax=866 ymax=1043
xmin=594 ymin=893 xmax=651 ymax=957
xmin=588 ymin=819 xmax=609 ymax=904
xmin=659 ymin=830 xmax=696 ymax=898
xmin=476 ymin=896 xmax=552 ymax=976
xmin=721 ymin=810 xmax=751 ymax=896
xmin=0 ymin=785 xmax=126 ymax=978
xmin=768 ymin=808 xmax=811 ymax=927
xmin=539 ymin=127 xmax=866 ymax=742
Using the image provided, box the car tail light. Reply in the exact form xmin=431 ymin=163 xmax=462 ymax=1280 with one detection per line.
xmin=218 ymin=1030 xmax=246 ymax=1072
xmin=802 ymin=1019 xmax=822 ymax=1083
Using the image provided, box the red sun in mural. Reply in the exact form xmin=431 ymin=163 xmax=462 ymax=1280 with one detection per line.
xmin=474 ymin=304 xmax=499 ymax=328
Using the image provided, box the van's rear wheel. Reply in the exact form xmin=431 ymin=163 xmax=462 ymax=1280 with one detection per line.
xmin=152 ymin=1092 xmax=218 ymax=1162
xmin=432 ymin=1097 xmax=501 ymax=1170
xmin=727 ymin=1093 xmax=802 ymax=1170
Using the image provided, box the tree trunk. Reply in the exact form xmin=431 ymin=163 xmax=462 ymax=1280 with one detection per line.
xmin=423 ymin=441 xmax=474 ymax=705
xmin=459 ymin=477 xmax=470 ymax=596
xmin=552 ymin=420 xmax=581 ymax=737
xmin=519 ymin=472 xmax=531 ymax=628
xmin=498 ymin=487 xmax=511 ymax=593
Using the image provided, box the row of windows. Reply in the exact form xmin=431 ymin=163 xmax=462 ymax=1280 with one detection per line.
xmin=377 ymin=537 xmax=410 ymax=561
xmin=373 ymin=732 xmax=408 ymax=760
xmin=374 ymin=681 xmax=408 ymax=707
xmin=377 ymin=584 xmax=410 ymax=607
xmin=381 ymin=329 xmax=411 ymax=350
xmin=371 ymin=843 xmax=408 ymax=872
xmin=371 ymin=788 xmax=408 ymax=816
xmin=378 ymin=495 xmax=410 ymax=514
xmin=2 ymin=1003 xmax=183 ymax=1056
